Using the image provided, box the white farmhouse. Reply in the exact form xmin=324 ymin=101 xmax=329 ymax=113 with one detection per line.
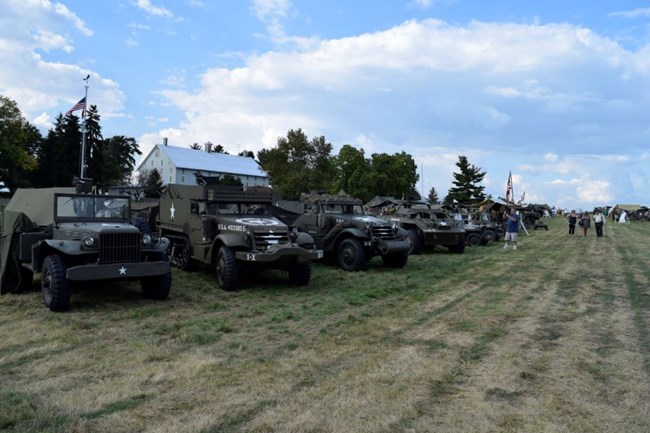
xmin=136 ymin=139 xmax=269 ymax=187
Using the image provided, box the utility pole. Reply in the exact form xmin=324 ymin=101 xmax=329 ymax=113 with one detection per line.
xmin=80 ymin=75 xmax=90 ymax=178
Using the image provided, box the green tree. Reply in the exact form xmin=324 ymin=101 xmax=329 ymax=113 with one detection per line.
xmin=0 ymin=96 xmax=39 ymax=192
xmin=331 ymin=145 xmax=370 ymax=199
xmin=238 ymin=150 xmax=255 ymax=158
xmin=99 ymin=136 xmax=142 ymax=191
xmin=35 ymin=114 xmax=82 ymax=187
xmin=446 ymin=155 xmax=486 ymax=204
xmin=142 ymin=168 xmax=164 ymax=198
xmin=366 ymin=151 xmax=419 ymax=202
xmin=84 ymin=105 xmax=104 ymax=186
xmin=257 ymin=129 xmax=335 ymax=199
xmin=428 ymin=187 xmax=440 ymax=204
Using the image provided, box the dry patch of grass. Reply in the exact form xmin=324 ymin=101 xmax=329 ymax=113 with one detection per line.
xmin=1 ymin=218 xmax=649 ymax=432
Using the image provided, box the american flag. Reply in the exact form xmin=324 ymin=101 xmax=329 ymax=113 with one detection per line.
xmin=66 ymin=97 xmax=86 ymax=116
xmin=505 ymin=171 xmax=512 ymax=203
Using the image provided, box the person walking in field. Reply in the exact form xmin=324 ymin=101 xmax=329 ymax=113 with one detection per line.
xmin=568 ymin=210 xmax=577 ymax=235
xmin=593 ymin=209 xmax=605 ymax=237
xmin=503 ymin=207 xmax=520 ymax=250
xmin=580 ymin=211 xmax=591 ymax=236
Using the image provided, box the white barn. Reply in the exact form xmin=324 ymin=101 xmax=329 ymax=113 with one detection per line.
xmin=136 ymin=139 xmax=269 ymax=187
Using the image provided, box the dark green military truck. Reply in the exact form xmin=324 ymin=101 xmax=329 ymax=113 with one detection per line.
xmin=156 ymin=180 xmax=322 ymax=291
xmin=0 ymin=185 xmax=172 ymax=312
xmin=272 ymin=193 xmax=410 ymax=271
xmin=380 ymin=202 xmax=466 ymax=254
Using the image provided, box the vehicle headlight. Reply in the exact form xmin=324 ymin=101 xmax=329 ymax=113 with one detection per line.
xmin=82 ymin=236 xmax=96 ymax=247
xmin=290 ymin=226 xmax=299 ymax=241
xmin=142 ymin=234 xmax=153 ymax=246
xmin=392 ymin=222 xmax=400 ymax=231
xmin=244 ymin=226 xmax=251 ymax=236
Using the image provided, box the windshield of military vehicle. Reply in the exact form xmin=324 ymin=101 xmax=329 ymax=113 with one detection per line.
xmin=210 ymin=202 xmax=270 ymax=216
xmin=322 ymin=204 xmax=363 ymax=214
xmin=55 ymin=195 xmax=130 ymax=219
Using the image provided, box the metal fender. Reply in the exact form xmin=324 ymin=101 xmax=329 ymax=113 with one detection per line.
xmin=333 ymin=227 xmax=368 ymax=244
xmin=216 ymin=233 xmax=249 ymax=249
xmin=295 ymin=232 xmax=315 ymax=246
xmin=42 ymin=239 xmax=87 ymax=256
xmin=394 ymin=227 xmax=409 ymax=239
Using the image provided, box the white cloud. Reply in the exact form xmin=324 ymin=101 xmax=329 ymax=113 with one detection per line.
xmin=608 ymin=8 xmax=650 ymax=19
xmin=133 ymin=0 xmax=174 ymax=19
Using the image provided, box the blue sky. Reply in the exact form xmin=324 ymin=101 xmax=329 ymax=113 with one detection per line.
xmin=1 ymin=0 xmax=650 ymax=210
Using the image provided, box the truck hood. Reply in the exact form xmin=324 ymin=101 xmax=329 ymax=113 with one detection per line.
xmin=215 ymin=216 xmax=289 ymax=231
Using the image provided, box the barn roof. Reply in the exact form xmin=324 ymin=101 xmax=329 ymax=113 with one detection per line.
xmin=139 ymin=144 xmax=268 ymax=178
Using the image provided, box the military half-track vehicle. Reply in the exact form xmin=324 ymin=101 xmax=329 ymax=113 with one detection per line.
xmin=156 ymin=180 xmax=322 ymax=291
xmin=272 ymin=193 xmax=410 ymax=271
xmin=380 ymin=202 xmax=465 ymax=254
xmin=0 ymin=183 xmax=172 ymax=312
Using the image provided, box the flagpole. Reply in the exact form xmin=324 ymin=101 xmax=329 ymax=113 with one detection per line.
xmin=80 ymin=75 xmax=89 ymax=178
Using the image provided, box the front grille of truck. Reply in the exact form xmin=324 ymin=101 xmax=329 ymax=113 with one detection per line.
xmin=253 ymin=230 xmax=289 ymax=250
xmin=99 ymin=232 xmax=142 ymax=264
xmin=371 ymin=226 xmax=396 ymax=240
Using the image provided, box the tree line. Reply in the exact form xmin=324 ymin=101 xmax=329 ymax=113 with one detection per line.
xmin=0 ymin=95 xmax=139 ymax=194
xmin=1 ymin=95 xmax=488 ymax=204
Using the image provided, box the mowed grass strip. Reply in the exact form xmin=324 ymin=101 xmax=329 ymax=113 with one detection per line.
xmin=0 ymin=217 xmax=649 ymax=432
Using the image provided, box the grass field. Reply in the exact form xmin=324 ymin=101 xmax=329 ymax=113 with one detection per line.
xmin=1 ymin=217 xmax=649 ymax=433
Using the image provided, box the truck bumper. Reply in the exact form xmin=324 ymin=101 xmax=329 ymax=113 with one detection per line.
xmin=66 ymin=261 xmax=171 ymax=281
xmin=235 ymin=246 xmax=324 ymax=263
xmin=375 ymin=239 xmax=410 ymax=255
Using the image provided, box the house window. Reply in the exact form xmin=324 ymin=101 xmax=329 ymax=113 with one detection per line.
xmin=170 ymin=176 xmax=172 ymax=183
xmin=155 ymin=148 xmax=159 ymax=157
xmin=181 ymin=176 xmax=185 ymax=183
xmin=150 ymin=160 xmax=153 ymax=166
xmin=161 ymin=160 xmax=163 ymax=166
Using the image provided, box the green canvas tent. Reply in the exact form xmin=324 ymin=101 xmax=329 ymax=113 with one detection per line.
xmin=0 ymin=188 xmax=74 ymax=293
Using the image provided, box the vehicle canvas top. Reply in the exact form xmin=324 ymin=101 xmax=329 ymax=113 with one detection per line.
xmin=6 ymin=187 xmax=75 ymax=226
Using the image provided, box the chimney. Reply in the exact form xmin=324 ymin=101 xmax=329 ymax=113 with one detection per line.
xmin=204 ymin=141 xmax=213 ymax=153
xmin=163 ymin=137 xmax=168 ymax=146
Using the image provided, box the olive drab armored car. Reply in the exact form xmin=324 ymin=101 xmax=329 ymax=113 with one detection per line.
xmin=156 ymin=179 xmax=322 ymax=291
xmin=380 ymin=201 xmax=466 ymax=255
xmin=0 ymin=182 xmax=172 ymax=312
xmin=272 ymin=192 xmax=410 ymax=271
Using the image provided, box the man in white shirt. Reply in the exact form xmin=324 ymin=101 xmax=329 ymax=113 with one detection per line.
xmin=593 ymin=209 xmax=605 ymax=237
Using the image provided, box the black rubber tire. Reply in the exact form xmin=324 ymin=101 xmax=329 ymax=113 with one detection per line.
xmin=41 ymin=255 xmax=71 ymax=312
xmin=216 ymin=246 xmax=239 ymax=291
xmin=447 ymin=238 xmax=466 ymax=254
xmin=465 ymin=232 xmax=482 ymax=247
xmin=141 ymin=254 xmax=171 ymax=300
xmin=484 ymin=230 xmax=497 ymax=243
xmin=337 ymin=238 xmax=366 ymax=272
xmin=381 ymin=252 xmax=409 ymax=268
xmin=406 ymin=228 xmax=423 ymax=255
xmin=288 ymin=261 xmax=312 ymax=286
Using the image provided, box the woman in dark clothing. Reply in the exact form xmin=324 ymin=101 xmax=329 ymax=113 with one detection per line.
xmin=568 ymin=210 xmax=577 ymax=235
xmin=580 ymin=211 xmax=591 ymax=236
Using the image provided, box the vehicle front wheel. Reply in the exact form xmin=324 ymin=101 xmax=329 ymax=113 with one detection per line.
xmin=465 ymin=233 xmax=482 ymax=247
xmin=288 ymin=261 xmax=312 ymax=286
xmin=337 ymin=238 xmax=366 ymax=271
xmin=41 ymin=255 xmax=71 ymax=312
xmin=216 ymin=246 xmax=239 ymax=291
xmin=406 ymin=228 xmax=423 ymax=255
xmin=141 ymin=254 xmax=171 ymax=300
